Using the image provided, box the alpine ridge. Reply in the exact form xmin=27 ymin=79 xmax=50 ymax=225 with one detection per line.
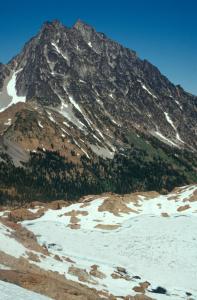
xmin=0 ymin=20 xmax=197 ymax=202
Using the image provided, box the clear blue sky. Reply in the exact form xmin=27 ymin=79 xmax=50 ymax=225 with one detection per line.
xmin=0 ymin=0 xmax=196 ymax=95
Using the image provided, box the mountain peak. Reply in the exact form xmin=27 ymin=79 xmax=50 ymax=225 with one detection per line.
xmin=42 ymin=19 xmax=62 ymax=28
xmin=73 ymin=19 xmax=95 ymax=32
xmin=0 ymin=18 xmax=197 ymax=173
xmin=39 ymin=19 xmax=65 ymax=36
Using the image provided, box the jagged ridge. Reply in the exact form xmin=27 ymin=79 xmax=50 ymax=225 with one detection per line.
xmin=0 ymin=20 xmax=197 ymax=202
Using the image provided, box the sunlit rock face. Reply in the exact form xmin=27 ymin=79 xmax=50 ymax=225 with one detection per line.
xmin=0 ymin=20 xmax=197 ymax=154
xmin=0 ymin=20 xmax=197 ymax=203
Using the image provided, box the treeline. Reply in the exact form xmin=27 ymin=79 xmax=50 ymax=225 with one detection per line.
xmin=0 ymin=141 xmax=197 ymax=205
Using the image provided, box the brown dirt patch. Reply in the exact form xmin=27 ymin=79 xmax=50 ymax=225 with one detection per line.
xmin=167 ymin=195 xmax=180 ymax=201
xmin=98 ymin=197 xmax=139 ymax=216
xmin=172 ymin=186 xmax=190 ymax=194
xmin=65 ymin=210 xmax=88 ymax=228
xmin=0 ymin=219 xmax=48 ymax=255
xmin=177 ymin=204 xmax=190 ymax=212
xmin=95 ymin=224 xmax=120 ymax=230
xmin=89 ymin=265 xmax=106 ymax=279
xmin=80 ymin=202 xmax=91 ymax=208
xmin=0 ymin=269 xmax=101 ymax=300
xmin=8 ymin=208 xmax=44 ymax=222
xmin=0 ymin=252 xmax=105 ymax=300
xmin=111 ymin=272 xmax=122 ymax=279
xmin=64 ymin=210 xmax=88 ymax=217
xmin=161 ymin=212 xmax=170 ymax=217
xmin=54 ymin=254 xmax=63 ymax=262
xmin=80 ymin=195 xmax=103 ymax=203
xmin=70 ymin=216 xmax=80 ymax=224
xmin=184 ymin=190 xmax=197 ymax=202
xmin=133 ymin=281 xmax=150 ymax=294
xmin=68 ymin=266 xmax=98 ymax=285
xmin=111 ymin=267 xmax=131 ymax=281
xmin=46 ymin=200 xmax=70 ymax=210
xmin=63 ymin=257 xmax=76 ymax=264
xmin=170 ymin=185 xmax=197 ymax=202
xmin=26 ymin=251 xmax=41 ymax=262
xmin=67 ymin=223 xmax=81 ymax=230
xmin=125 ymin=295 xmax=154 ymax=300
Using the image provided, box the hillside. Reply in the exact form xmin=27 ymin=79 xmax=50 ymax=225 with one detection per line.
xmin=0 ymin=20 xmax=197 ymax=202
xmin=0 ymin=184 xmax=196 ymax=299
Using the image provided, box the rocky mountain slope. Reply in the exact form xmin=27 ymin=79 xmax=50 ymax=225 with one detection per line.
xmin=0 ymin=20 xmax=197 ymax=202
xmin=0 ymin=184 xmax=196 ymax=299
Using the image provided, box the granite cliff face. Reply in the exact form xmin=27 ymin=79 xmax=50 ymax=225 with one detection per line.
xmin=0 ymin=20 xmax=197 ymax=201
xmin=1 ymin=19 xmax=197 ymax=155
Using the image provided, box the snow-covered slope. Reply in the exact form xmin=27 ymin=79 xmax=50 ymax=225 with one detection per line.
xmin=0 ymin=184 xmax=197 ymax=299
xmin=22 ymin=184 xmax=197 ymax=299
xmin=0 ymin=69 xmax=26 ymax=113
xmin=0 ymin=280 xmax=51 ymax=300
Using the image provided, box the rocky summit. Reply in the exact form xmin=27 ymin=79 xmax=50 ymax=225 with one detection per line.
xmin=0 ymin=20 xmax=197 ymax=203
